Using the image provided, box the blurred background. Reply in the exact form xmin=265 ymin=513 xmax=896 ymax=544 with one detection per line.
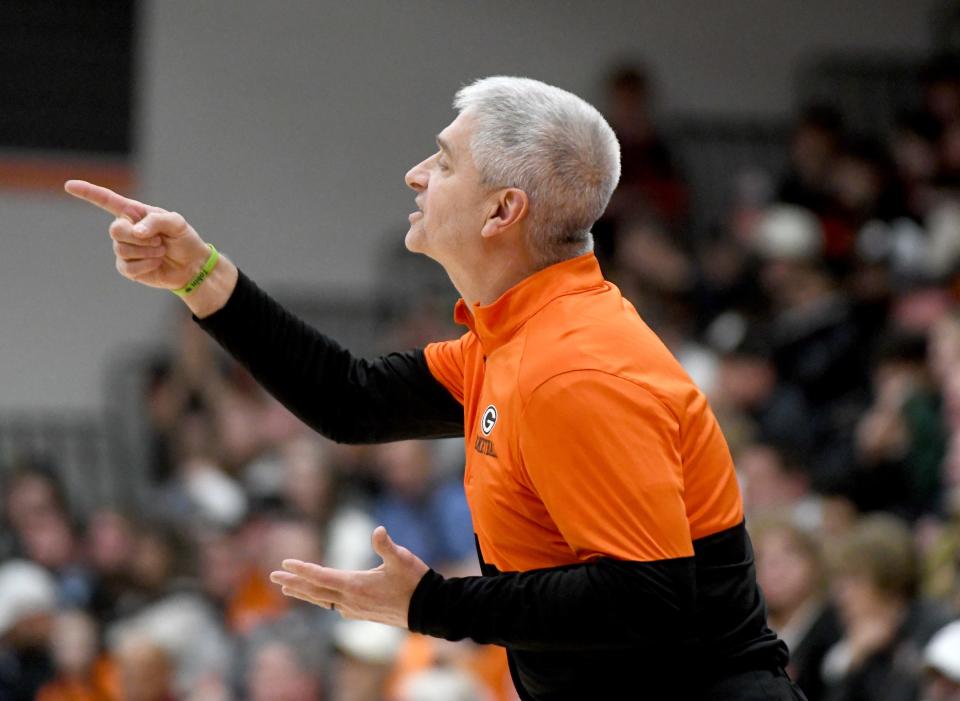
xmin=4 ymin=1 xmax=960 ymax=700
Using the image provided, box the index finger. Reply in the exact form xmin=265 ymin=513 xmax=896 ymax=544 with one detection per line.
xmin=64 ymin=179 xmax=151 ymax=222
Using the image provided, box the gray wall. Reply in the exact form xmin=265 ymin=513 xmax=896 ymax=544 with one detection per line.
xmin=0 ymin=0 xmax=937 ymax=410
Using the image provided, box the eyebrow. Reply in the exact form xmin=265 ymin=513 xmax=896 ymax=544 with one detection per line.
xmin=436 ymin=135 xmax=454 ymax=159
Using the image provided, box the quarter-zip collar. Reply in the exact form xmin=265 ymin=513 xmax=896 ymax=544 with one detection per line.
xmin=453 ymin=252 xmax=606 ymax=353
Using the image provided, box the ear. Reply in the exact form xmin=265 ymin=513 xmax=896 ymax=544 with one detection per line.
xmin=480 ymin=188 xmax=528 ymax=240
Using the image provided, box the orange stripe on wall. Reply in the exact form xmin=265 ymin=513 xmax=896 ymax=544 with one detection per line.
xmin=0 ymin=155 xmax=134 ymax=192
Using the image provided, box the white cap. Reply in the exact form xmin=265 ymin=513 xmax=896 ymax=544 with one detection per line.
xmin=925 ymin=620 xmax=960 ymax=683
xmin=0 ymin=560 xmax=58 ymax=635
xmin=333 ymin=619 xmax=406 ymax=664
xmin=754 ymin=205 xmax=823 ymax=262
xmin=184 ymin=462 xmax=248 ymax=527
xmin=397 ymin=666 xmax=485 ymax=701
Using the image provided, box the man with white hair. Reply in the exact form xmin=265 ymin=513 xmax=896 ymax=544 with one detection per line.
xmin=67 ymin=76 xmax=800 ymax=700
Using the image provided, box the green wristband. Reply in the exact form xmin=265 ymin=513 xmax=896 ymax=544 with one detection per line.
xmin=171 ymin=243 xmax=220 ymax=297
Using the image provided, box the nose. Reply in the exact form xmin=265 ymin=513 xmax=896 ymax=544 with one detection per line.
xmin=405 ymin=157 xmax=429 ymax=192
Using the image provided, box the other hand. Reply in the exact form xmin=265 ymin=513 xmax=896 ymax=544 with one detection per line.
xmin=269 ymin=526 xmax=429 ymax=629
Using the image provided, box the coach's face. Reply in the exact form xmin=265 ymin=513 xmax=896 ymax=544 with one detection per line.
xmin=404 ymin=112 xmax=492 ymax=266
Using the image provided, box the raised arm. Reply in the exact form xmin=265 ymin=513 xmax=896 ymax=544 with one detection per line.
xmin=196 ymin=269 xmax=464 ymax=443
xmin=65 ymin=180 xmax=464 ymax=443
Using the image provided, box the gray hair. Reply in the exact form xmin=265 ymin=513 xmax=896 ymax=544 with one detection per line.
xmin=454 ymin=76 xmax=621 ymax=268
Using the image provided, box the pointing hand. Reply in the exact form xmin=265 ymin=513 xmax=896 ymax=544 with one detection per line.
xmin=65 ymin=180 xmax=237 ymax=316
xmin=65 ymin=179 xmax=212 ymax=290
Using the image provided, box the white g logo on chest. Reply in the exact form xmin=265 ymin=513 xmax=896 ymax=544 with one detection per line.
xmin=480 ymin=405 xmax=498 ymax=435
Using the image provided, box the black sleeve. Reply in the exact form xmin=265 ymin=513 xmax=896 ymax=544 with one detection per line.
xmin=407 ymin=556 xmax=696 ymax=652
xmin=194 ymin=269 xmax=464 ymax=444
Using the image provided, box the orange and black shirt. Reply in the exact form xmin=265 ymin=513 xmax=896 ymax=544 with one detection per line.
xmin=198 ymin=254 xmax=788 ymax=701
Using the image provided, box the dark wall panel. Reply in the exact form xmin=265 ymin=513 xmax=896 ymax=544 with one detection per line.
xmin=0 ymin=0 xmax=136 ymax=154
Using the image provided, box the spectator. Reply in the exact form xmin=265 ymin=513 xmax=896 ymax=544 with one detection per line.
xmin=778 ymin=105 xmax=845 ymax=218
xmin=921 ymin=620 xmax=960 ymax=701
xmin=710 ymin=330 xmax=813 ymax=459
xmin=822 ymin=515 xmax=952 ymax=701
xmin=610 ymin=216 xmax=699 ymax=364
xmin=751 ymin=204 xmax=872 ymax=490
xmin=593 ymin=64 xmax=689 ymax=264
xmin=223 ymin=510 xmax=292 ymax=635
xmin=853 ymin=332 xmax=947 ymax=518
xmin=331 ymin=620 xmax=406 ymax=701
xmin=36 ymin=609 xmax=114 ymax=701
xmin=246 ymin=638 xmax=324 ymax=701
xmin=738 ymin=444 xmax=821 ymax=530
xmin=0 ymin=465 xmax=93 ymax=609
xmin=892 ymin=111 xmax=942 ymax=220
xmin=276 ymin=434 xmax=377 ymax=572
xmin=145 ymin=310 xmax=231 ymax=483
xmin=197 ymin=528 xmax=246 ymax=618
xmin=85 ymin=509 xmax=140 ymax=625
xmin=241 ymin=516 xmax=337 ymax=680
xmin=0 ymin=560 xmax=58 ymax=701
xmin=692 ymin=171 xmax=771 ymax=329
xmin=921 ymin=434 xmax=960 ymax=612
xmin=1 ymin=462 xmax=70 ymax=559
xmin=371 ymin=441 xmax=475 ymax=573
xmin=929 ymin=311 xmax=960 ymax=389
xmin=155 ymin=409 xmax=247 ymax=531
xmin=753 ymin=519 xmax=841 ymax=701
xmin=824 ymin=137 xmax=908 ymax=264
xmin=922 ymin=58 xmax=960 ymax=130
xmin=113 ymin=635 xmax=177 ymax=701
xmin=18 ymin=507 xmax=93 ymax=609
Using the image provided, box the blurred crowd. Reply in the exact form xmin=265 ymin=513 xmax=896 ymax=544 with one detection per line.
xmin=5 ymin=54 xmax=960 ymax=701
